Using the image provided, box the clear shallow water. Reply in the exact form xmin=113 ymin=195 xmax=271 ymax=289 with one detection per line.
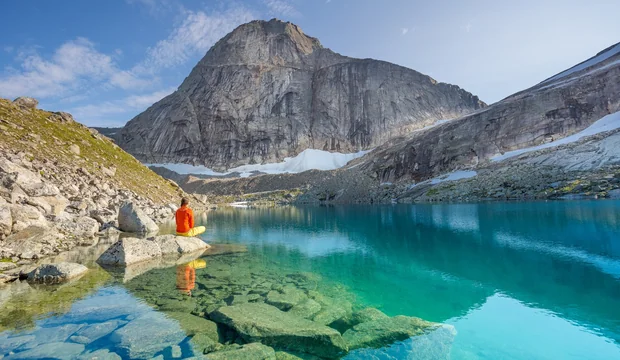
xmin=1 ymin=201 xmax=620 ymax=359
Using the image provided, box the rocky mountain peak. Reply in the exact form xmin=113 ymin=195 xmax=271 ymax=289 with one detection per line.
xmin=199 ymin=18 xmax=323 ymax=67
xmin=118 ymin=19 xmax=486 ymax=170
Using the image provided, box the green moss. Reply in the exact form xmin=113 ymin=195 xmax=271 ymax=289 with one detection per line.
xmin=426 ymin=188 xmax=439 ymax=196
xmin=0 ymin=257 xmax=14 ymax=263
xmin=560 ymin=180 xmax=581 ymax=193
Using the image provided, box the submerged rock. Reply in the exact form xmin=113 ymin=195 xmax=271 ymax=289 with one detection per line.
xmin=350 ymin=307 xmax=389 ymax=326
xmin=265 ymin=286 xmax=307 ymax=310
xmin=210 ymin=302 xmax=348 ymax=358
xmin=342 ymin=315 xmax=441 ymax=350
xmin=191 ymin=332 xmax=222 ymax=355
xmin=287 ymin=298 xmax=322 ymax=320
xmin=164 ymin=311 xmax=219 ymax=339
xmin=108 ymin=312 xmax=187 ymax=359
xmin=71 ymin=319 xmax=127 ymax=346
xmin=307 ymin=291 xmax=352 ymax=325
xmin=6 ymin=341 xmax=84 ymax=359
xmin=205 ymin=342 xmax=276 ymax=360
xmin=97 ymin=237 xmax=162 ymax=266
xmin=118 ymin=202 xmax=159 ymax=234
xmin=27 ymin=262 xmax=88 ymax=284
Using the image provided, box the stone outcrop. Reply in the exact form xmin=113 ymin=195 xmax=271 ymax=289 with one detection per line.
xmin=117 ymin=19 xmax=484 ymax=170
xmin=13 ymin=96 xmax=38 ymax=109
xmin=27 ymin=262 xmax=88 ymax=284
xmin=118 ymin=202 xmax=159 ymax=234
xmin=97 ymin=235 xmax=209 ymax=267
xmin=210 ymin=302 xmax=349 ymax=358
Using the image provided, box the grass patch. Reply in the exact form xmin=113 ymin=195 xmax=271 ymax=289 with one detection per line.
xmin=0 ymin=99 xmax=183 ymax=205
xmin=426 ymin=188 xmax=439 ymax=196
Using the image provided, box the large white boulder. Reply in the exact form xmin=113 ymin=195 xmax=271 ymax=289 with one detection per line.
xmin=28 ymin=262 xmax=88 ymax=284
xmin=118 ymin=202 xmax=159 ymax=234
xmin=37 ymin=195 xmax=69 ymax=216
xmin=10 ymin=204 xmax=48 ymax=232
xmin=97 ymin=237 xmax=162 ymax=266
xmin=150 ymin=234 xmax=209 ymax=256
xmin=0 ymin=203 xmax=11 ymax=239
xmin=3 ymin=226 xmax=65 ymax=259
xmin=57 ymin=216 xmax=100 ymax=239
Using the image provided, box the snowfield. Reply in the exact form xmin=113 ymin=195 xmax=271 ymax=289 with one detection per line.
xmin=542 ymin=43 xmax=620 ymax=84
xmin=492 ymin=111 xmax=620 ymax=162
xmin=147 ymin=148 xmax=371 ymax=177
xmin=408 ymin=170 xmax=478 ymax=189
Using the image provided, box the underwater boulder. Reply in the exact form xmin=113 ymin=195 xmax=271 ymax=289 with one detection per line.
xmin=210 ymin=302 xmax=348 ymax=358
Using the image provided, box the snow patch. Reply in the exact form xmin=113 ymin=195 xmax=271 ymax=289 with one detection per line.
xmin=229 ymin=201 xmax=249 ymax=208
xmin=147 ymin=148 xmax=371 ymax=177
xmin=408 ymin=170 xmax=478 ymax=189
xmin=542 ymin=43 xmax=620 ymax=84
xmin=491 ymin=111 xmax=620 ymax=162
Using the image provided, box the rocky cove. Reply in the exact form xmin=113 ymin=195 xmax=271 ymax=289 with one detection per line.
xmin=0 ymin=97 xmax=457 ymax=359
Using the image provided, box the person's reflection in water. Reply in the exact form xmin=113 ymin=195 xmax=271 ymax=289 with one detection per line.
xmin=176 ymin=259 xmax=206 ymax=297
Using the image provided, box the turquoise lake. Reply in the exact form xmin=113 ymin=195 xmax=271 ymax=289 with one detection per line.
xmin=1 ymin=201 xmax=620 ymax=359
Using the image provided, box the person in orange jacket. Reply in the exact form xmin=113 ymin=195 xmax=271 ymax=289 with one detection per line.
xmin=175 ymin=198 xmax=206 ymax=237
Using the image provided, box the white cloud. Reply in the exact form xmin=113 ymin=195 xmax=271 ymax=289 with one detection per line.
xmin=0 ymin=38 xmax=117 ymax=98
xmin=133 ymin=8 xmax=255 ymax=73
xmin=4 ymin=46 xmax=13 ymax=53
xmin=264 ymin=0 xmax=300 ymax=18
xmin=125 ymin=87 xmax=175 ymax=108
xmin=465 ymin=22 xmax=472 ymax=32
xmin=69 ymin=87 xmax=176 ymax=124
xmin=126 ymin=0 xmax=171 ymax=16
xmin=401 ymin=28 xmax=409 ymax=35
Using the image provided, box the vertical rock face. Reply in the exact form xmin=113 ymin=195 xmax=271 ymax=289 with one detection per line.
xmin=364 ymin=42 xmax=620 ymax=183
xmin=118 ymin=19 xmax=485 ymax=170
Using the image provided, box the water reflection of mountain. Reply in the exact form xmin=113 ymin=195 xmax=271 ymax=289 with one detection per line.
xmin=206 ymin=202 xmax=620 ymax=341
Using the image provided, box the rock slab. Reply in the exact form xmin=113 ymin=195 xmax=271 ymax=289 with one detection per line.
xmin=97 ymin=237 xmax=162 ymax=266
xmin=342 ymin=315 xmax=440 ymax=350
xmin=210 ymin=302 xmax=348 ymax=359
xmin=28 ymin=262 xmax=88 ymax=283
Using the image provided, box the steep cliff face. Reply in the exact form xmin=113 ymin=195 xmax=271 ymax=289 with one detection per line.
xmin=118 ymin=19 xmax=485 ymax=170
xmin=363 ymin=42 xmax=620 ymax=183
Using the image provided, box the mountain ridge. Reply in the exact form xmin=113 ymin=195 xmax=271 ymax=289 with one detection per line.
xmin=117 ymin=18 xmax=485 ymax=170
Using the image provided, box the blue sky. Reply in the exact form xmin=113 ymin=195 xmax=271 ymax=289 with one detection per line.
xmin=1 ymin=0 xmax=618 ymax=127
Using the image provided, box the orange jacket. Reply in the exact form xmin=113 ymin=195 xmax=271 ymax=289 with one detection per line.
xmin=175 ymin=206 xmax=194 ymax=233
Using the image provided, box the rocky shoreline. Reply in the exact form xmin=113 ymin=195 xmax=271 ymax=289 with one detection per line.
xmin=0 ymin=97 xmax=209 ymax=284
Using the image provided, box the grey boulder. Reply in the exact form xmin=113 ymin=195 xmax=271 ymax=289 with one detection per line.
xmin=151 ymin=234 xmax=209 ymax=255
xmin=13 ymin=96 xmax=39 ymax=109
xmin=118 ymin=202 xmax=159 ymax=234
xmin=97 ymin=237 xmax=162 ymax=266
xmin=27 ymin=262 xmax=88 ymax=283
